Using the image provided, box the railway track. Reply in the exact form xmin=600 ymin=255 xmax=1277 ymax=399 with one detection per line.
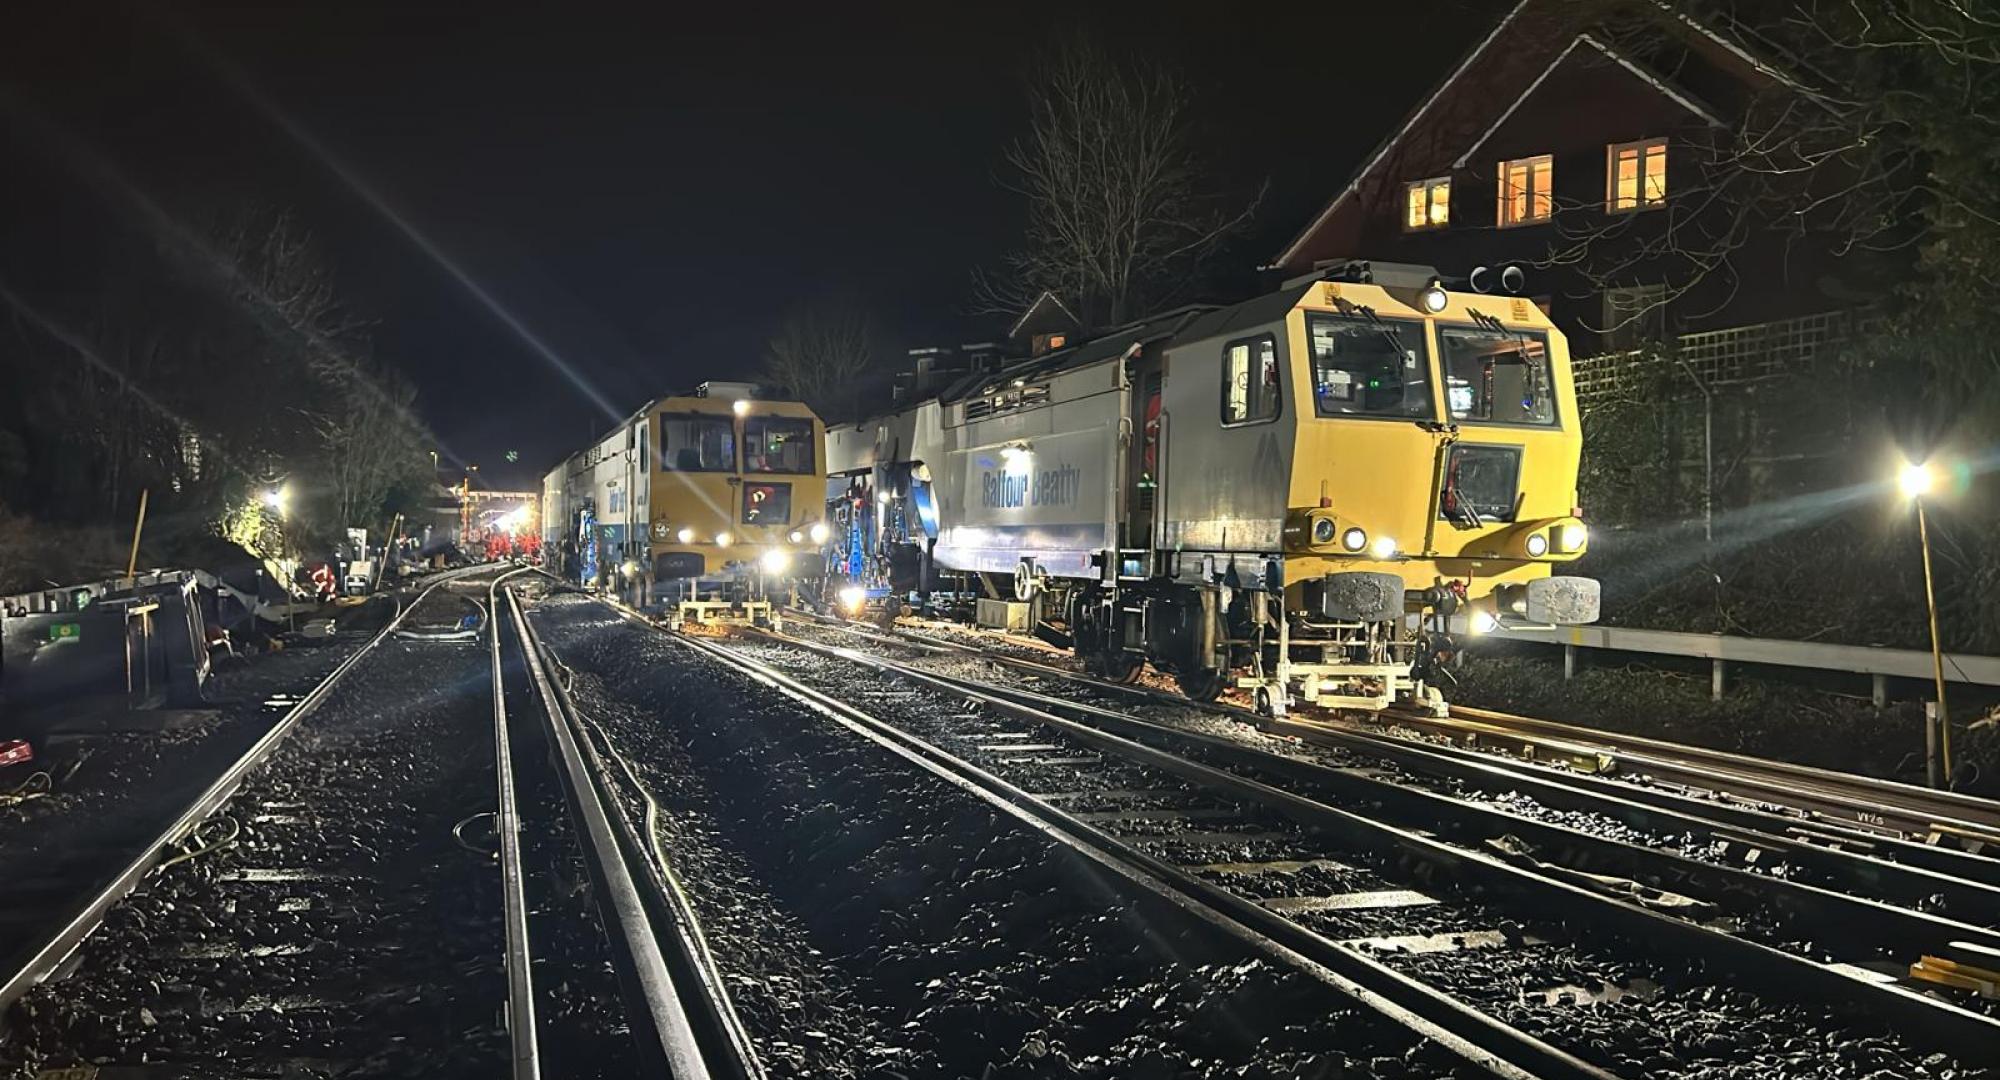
xmin=0 ymin=566 xmax=758 ymax=1080
xmin=825 ymin=613 xmax=2000 ymax=881
xmin=661 ymin=607 xmax=2000 ymax=1078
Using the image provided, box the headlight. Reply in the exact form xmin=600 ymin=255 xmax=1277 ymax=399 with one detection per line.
xmin=1557 ymin=522 xmax=1588 ymax=553
xmin=1341 ymin=527 xmax=1367 ymax=552
xmin=652 ymin=521 xmax=669 ymax=539
xmin=1419 ymin=279 xmax=1448 ymax=314
xmin=676 ymin=527 xmax=695 ymax=544
xmin=809 ymin=522 xmax=830 ymax=544
xmin=1369 ymin=535 xmax=1398 ymax=560
xmin=1470 ymin=610 xmax=1498 ymax=634
xmin=838 ymin=584 xmax=866 ymax=612
xmin=715 ymin=531 xmax=732 ymax=548
xmin=620 ymin=560 xmax=639 ymax=577
xmin=1312 ymin=518 xmax=1336 ymax=545
xmin=788 ymin=530 xmax=804 ymax=544
xmin=1525 ymin=532 xmax=1550 ymax=558
xmin=760 ymin=548 xmax=791 ymax=574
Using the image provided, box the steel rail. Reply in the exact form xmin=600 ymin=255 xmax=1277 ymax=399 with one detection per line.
xmin=489 ymin=568 xmax=540 ymax=1080
xmin=800 ymin=610 xmax=2000 ymax=929
xmin=807 ymin=611 xmax=2000 ymax=884
xmin=0 ymin=566 xmax=494 ymax=1014
xmin=626 ymin=614 xmax=1602 ymax=1080
xmin=1426 ymin=703 xmax=2000 ymax=841
xmin=736 ymin=626 xmax=2000 ymax=1066
xmin=504 ymin=587 xmax=761 ymax=1080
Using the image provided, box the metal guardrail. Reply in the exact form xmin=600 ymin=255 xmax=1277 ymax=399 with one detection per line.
xmin=1460 ymin=617 xmax=2000 ymax=703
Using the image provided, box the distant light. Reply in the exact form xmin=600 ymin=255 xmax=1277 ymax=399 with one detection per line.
xmin=676 ymin=526 xmax=695 ymax=544
xmin=1370 ymin=535 xmax=1398 ymax=560
xmin=1341 ymin=527 xmax=1367 ymax=553
xmin=838 ymin=584 xmax=867 ymax=612
xmin=715 ymin=531 xmax=732 ymax=548
xmin=1525 ymin=532 xmax=1549 ymax=558
xmin=732 ymin=399 xmax=750 ymax=416
xmin=1471 ymin=610 xmax=1499 ymax=634
xmin=1899 ymin=460 xmax=1936 ymax=499
xmin=760 ymin=548 xmax=791 ymax=574
xmin=808 ymin=522 xmax=831 ymax=544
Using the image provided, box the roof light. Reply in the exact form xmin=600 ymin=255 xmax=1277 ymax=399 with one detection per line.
xmin=1419 ymin=278 xmax=1448 ymax=314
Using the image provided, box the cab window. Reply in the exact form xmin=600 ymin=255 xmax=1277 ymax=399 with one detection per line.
xmin=1221 ymin=335 xmax=1281 ymax=425
xmin=743 ymin=481 xmax=793 ymax=525
xmin=1307 ymin=313 xmax=1433 ymax=420
xmin=744 ymin=416 xmax=815 ymax=473
xmin=1439 ymin=326 xmax=1558 ymax=426
xmin=659 ymin=413 xmax=734 ymax=471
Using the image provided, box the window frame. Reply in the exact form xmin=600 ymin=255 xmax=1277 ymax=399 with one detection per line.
xmin=1435 ymin=322 xmax=1562 ymax=430
xmin=1303 ymin=312 xmax=1438 ymax=423
xmin=1496 ymin=154 xmax=1554 ymax=228
xmin=656 ymin=412 xmax=737 ymax=473
xmin=741 ymin=414 xmax=817 ymax=475
xmin=1605 ymin=138 xmax=1668 ymax=214
xmin=741 ymin=480 xmax=794 ymax=526
xmin=1219 ymin=332 xmax=1284 ymax=428
xmin=1403 ymin=176 xmax=1451 ymax=231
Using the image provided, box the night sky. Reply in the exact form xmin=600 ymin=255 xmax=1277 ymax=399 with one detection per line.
xmin=6 ymin=2 xmax=1494 ymax=490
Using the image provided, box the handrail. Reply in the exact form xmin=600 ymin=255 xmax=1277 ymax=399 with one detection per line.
xmin=1458 ymin=616 xmax=2000 ymax=699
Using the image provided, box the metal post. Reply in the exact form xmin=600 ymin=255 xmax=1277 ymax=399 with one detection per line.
xmin=1915 ymin=499 xmax=1953 ymax=787
xmin=1925 ymin=701 xmax=1942 ymax=790
xmin=1563 ymin=643 xmax=1577 ymax=681
xmin=1872 ymin=673 xmax=1888 ymax=709
xmin=1710 ymin=658 xmax=1726 ymax=701
xmin=1674 ymin=359 xmax=1713 ymax=544
xmin=125 ymin=488 xmax=150 ymax=586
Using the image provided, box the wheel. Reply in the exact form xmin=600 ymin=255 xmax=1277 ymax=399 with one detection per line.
xmin=1177 ymin=667 xmax=1227 ymax=702
xmin=1103 ymin=651 xmax=1146 ymax=685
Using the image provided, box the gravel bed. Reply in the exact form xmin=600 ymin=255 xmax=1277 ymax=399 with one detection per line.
xmin=2 ymin=584 xmax=508 ymax=1079
xmin=527 ymin=593 xmax=1471 ymax=1079
xmin=733 ymin=631 xmax=1994 ymax=1080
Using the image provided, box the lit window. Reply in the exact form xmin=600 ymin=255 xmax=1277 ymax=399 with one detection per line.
xmin=1404 ymin=177 xmax=1451 ymax=230
xmin=1607 ymin=139 xmax=1668 ymax=212
xmin=1497 ymin=154 xmax=1553 ymax=227
xmin=1221 ymin=335 xmax=1281 ymax=425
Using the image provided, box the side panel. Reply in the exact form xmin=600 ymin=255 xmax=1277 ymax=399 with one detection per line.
xmin=1158 ymin=321 xmax=1297 ymax=555
xmin=932 ymin=362 xmax=1120 ymax=578
xmin=935 ymin=425 xmax=1114 ymax=577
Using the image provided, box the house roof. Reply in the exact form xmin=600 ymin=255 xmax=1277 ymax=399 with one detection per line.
xmin=1272 ymin=0 xmax=1791 ymax=269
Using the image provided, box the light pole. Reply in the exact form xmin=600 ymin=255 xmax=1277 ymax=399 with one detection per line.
xmin=1898 ymin=459 xmax=1952 ymax=788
